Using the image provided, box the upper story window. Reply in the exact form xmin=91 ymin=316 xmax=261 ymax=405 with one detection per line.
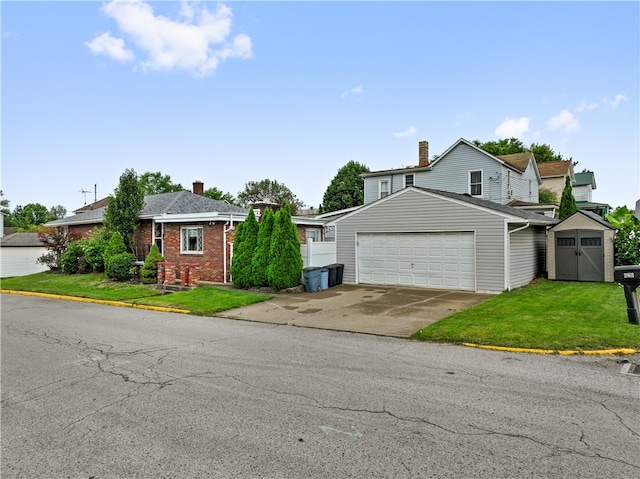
xmin=469 ymin=170 xmax=482 ymax=196
xmin=181 ymin=226 xmax=203 ymax=254
xmin=379 ymin=179 xmax=390 ymax=198
xmin=405 ymin=174 xmax=414 ymax=188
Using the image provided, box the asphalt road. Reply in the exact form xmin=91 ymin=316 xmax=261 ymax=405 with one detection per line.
xmin=2 ymin=294 xmax=639 ymax=478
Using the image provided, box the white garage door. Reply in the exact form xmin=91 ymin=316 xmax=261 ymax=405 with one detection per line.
xmin=357 ymin=232 xmax=475 ymax=291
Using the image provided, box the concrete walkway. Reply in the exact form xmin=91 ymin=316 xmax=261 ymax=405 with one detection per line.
xmin=214 ymin=284 xmax=494 ymax=338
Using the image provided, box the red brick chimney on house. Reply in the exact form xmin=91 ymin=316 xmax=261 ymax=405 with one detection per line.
xmin=193 ymin=180 xmax=204 ymax=195
xmin=418 ymin=141 xmax=429 ymax=167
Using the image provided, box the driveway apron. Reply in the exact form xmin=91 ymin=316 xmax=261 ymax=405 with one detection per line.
xmin=214 ymin=284 xmax=494 ymax=337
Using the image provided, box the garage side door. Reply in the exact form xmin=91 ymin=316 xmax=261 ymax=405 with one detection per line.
xmin=357 ymin=233 xmax=475 ymax=291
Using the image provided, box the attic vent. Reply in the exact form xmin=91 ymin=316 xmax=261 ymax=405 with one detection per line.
xmin=254 ymin=209 xmax=261 ymax=217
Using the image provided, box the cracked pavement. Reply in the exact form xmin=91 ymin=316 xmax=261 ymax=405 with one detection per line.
xmin=2 ymin=294 xmax=639 ymax=478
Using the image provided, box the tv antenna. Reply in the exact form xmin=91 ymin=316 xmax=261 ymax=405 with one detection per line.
xmin=79 ymin=189 xmax=91 ymax=205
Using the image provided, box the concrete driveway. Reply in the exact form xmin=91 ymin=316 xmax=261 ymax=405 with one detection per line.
xmin=215 ymin=284 xmax=494 ymax=337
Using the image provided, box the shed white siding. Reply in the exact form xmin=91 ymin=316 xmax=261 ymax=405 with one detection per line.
xmin=0 ymin=247 xmax=48 ymax=277
xmin=335 ymin=188 xmax=507 ymax=292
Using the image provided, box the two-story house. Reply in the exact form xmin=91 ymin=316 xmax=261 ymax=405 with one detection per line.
xmin=362 ymin=138 xmax=541 ymax=206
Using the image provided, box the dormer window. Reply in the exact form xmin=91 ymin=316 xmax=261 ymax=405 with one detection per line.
xmin=405 ymin=174 xmax=414 ymax=188
xmin=379 ymin=179 xmax=390 ymax=198
xmin=469 ymin=170 xmax=482 ymax=196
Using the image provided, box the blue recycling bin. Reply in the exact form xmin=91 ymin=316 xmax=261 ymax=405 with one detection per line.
xmin=320 ymin=268 xmax=329 ymax=290
xmin=303 ymin=267 xmax=322 ymax=292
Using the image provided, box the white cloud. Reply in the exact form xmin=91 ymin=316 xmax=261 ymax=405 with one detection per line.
xmin=494 ymin=117 xmax=530 ymax=138
xmin=575 ymin=100 xmax=598 ymax=112
xmin=87 ymin=1 xmax=252 ymax=76
xmin=342 ymin=85 xmax=363 ymax=99
xmin=546 ymin=109 xmax=579 ymax=133
xmin=85 ymin=32 xmax=134 ymax=62
xmin=393 ymin=126 xmax=416 ymax=138
xmin=603 ymin=94 xmax=628 ymax=109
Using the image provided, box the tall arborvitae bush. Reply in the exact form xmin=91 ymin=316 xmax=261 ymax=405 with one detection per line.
xmin=251 ymin=208 xmax=275 ymax=287
xmin=232 ymin=209 xmax=260 ymax=289
xmin=103 ymin=231 xmax=127 ymax=266
xmin=141 ymin=243 xmax=165 ymax=284
xmin=268 ymin=204 xmax=303 ymax=291
xmin=559 ymin=175 xmax=578 ymax=220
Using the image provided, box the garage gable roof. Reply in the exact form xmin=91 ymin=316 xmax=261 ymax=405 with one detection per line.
xmin=333 ymin=186 xmax=558 ymax=225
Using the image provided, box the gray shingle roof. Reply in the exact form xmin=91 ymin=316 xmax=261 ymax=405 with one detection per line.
xmin=417 ymin=188 xmax=558 ymax=224
xmin=1 ymin=232 xmax=45 ymax=247
xmin=46 ymin=191 xmax=248 ymax=227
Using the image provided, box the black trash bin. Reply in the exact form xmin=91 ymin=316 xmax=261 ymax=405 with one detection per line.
xmin=334 ymin=263 xmax=344 ymax=285
xmin=327 ymin=264 xmax=338 ymax=287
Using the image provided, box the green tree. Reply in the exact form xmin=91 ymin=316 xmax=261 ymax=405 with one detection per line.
xmin=10 ymin=203 xmax=65 ymax=230
xmin=231 ymin=208 xmax=259 ymax=289
xmin=530 ymin=143 xmax=571 ymax=164
xmin=1 ymin=190 xmax=11 ymax=217
xmin=321 ymin=160 xmax=370 ymax=213
xmin=81 ymin=228 xmax=110 ymax=272
xmin=203 ymin=186 xmax=236 ymax=205
xmin=251 ymin=207 xmax=275 ymax=287
xmin=237 ymin=179 xmax=305 ymax=214
xmin=268 ymin=204 xmax=303 ymax=290
xmin=104 ymin=169 xmax=145 ymax=249
xmin=139 ymin=171 xmax=184 ymax=195
xmin=103 ymin=231 xmax=127 ymax=266
xmin=141 ymin=243 xmax=165 ymax=284
xmin=558 ymin=176 xmax=578 ymax=220
xmin=538 ymin=187 xmax=558 ymax=205
xmin=472 ymin=138 xmax=526 ymax=156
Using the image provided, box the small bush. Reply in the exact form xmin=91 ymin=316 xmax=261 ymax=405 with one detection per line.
xmin=60 ymin=242 xmax=85 ymax=274
xmin=106 ymin=252 xmax=136 ymax=281
xmin=103 ymin=231 xmax=127 ymax=267
xmin=82 ymin=228 xmax=110 ymax=272
xmin=141 ymin=243 xmax=165 ymax=284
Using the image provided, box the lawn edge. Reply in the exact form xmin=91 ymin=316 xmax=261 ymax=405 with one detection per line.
xmin=1 ymin=290 xmax=191 ymax=314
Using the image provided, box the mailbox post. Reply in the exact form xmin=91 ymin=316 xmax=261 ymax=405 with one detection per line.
xmin=614 ymin=265 xmax=640 ymax=325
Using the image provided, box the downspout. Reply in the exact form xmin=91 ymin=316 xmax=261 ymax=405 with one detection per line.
xmin=505 ymin=221 xmax=530 ymax=291
xmin=223 ymin=215 xmax=235 ymax=283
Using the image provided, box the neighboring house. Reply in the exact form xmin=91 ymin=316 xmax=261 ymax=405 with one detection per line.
xmin=537 ymin=160 xmax=574 ymax=198
xmin=45 ymin=182 xmax=325 ymax=284
xmin=572 ymin=171 xmax=611 ymax=217
xmin=331 ymin=186 xmax=557 ymax=294
xmin=362 ymin=138 xmax=542 ymax=206
xmin=0 ymin=232 xmax=48 ymax=277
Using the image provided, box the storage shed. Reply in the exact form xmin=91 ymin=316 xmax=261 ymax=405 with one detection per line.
xmin=547 ymin=210 xmax=614 ymax=282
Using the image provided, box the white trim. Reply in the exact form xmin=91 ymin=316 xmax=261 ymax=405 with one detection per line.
xmin=379 ymin=178 xmax=390 ymax=199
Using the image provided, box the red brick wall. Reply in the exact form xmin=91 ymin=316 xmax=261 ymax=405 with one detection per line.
xmin=161 ymin=222 xmax=236 ymax=283
xmin=67 ymin=224 xmax=102 ymax=239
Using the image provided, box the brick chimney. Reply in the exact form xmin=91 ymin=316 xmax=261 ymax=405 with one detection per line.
xmin=418 ymin=141 xmax=429 ymax=167
xmin=193 ymin=180 xmax=204 ymax=195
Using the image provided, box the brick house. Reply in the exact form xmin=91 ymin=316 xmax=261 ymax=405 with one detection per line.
xmin=46 ymin=181 xmax=326 ymax=284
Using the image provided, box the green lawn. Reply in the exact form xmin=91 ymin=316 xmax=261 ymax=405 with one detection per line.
xmin=412 ymin=278 xmax=640 ymax=351
xmin=1 ymin=272 xmax=272 ymax=313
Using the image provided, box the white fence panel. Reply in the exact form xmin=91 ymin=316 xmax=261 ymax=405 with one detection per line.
xmin=301 ymin=240 xmax=337 ymax=268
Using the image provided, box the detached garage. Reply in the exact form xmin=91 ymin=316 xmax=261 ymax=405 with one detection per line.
xmin=333 ymin=187 xmax=557 ymax=293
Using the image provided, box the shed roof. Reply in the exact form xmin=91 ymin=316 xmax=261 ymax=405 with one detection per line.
xmin=549 ymin=210 xmax=614 ymax=231
xmin=0 ymin=232 xmax=45 ymax=247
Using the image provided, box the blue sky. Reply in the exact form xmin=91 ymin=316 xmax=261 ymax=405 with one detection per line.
xmin=2 ymin=1 xmax=639 ymax=216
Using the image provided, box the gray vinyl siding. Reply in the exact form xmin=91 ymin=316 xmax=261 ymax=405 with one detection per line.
xmin=335 ymin=188 xmax=507 ymax=292
xmin=508 ymin=226 xmax=546 ymax=289
xmin=510 ymin=162 xmax=540 ymax=203
xmin=421 ymin=143 xmax=511 ymax=204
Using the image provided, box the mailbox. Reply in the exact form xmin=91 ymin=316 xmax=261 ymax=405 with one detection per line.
xmin=614 ymin=265 xmax=640 ymax=325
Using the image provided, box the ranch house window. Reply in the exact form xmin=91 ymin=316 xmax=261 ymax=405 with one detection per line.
xmin=181 ymin=227 xmax=203 ymax=254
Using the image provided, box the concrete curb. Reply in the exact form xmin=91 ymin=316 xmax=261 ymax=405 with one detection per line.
xmin=1 ymin=290 xmax=190 ymax=315
xmin=463 ymin=342 xmax=639 ymax=356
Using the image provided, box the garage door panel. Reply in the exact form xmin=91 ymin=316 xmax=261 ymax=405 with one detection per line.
xmin=358 ymin=232 xmax=475 ymax=291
